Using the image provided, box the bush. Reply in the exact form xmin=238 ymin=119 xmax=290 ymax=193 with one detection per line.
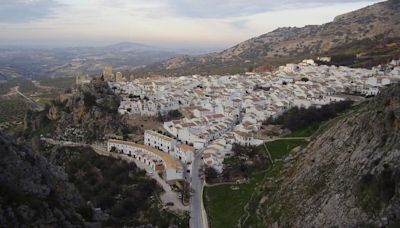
xmin=157 ymin=109 xmax=183 ymax=122
xmin=83 ymin=92 xmax=97 ymax=108
xmin=205 ymin=167 xmax=219 ymax=182
xmin=232 ymin=143 xmax=258 ymax=159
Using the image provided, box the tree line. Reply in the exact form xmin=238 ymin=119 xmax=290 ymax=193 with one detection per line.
xmin=264 ymin=100 xmax=354 ymax=131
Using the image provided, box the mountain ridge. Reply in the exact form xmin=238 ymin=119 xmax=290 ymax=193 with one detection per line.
xmin=134 ymin=0 xmax=400 ymax=76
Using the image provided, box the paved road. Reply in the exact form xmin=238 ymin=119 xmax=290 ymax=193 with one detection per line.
xmin=189 ymin=120 xmax=241 ymax=228
xmin=15 ymin=87 xmax=45 ymax=111
xmin=190 ymin=148 xmax=209 ymax=228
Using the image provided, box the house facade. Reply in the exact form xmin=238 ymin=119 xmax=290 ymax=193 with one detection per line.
xmin=107 ymin=139 xmax=183 ymax=181
xmin=144 ymin=130 xmax=177 ymax=154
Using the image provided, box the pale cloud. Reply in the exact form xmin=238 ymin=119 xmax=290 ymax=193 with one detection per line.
xmin=0 ymin=0 xmax=63 ymax=22
xmin=92 ymin=0 xmax=381 ymax=18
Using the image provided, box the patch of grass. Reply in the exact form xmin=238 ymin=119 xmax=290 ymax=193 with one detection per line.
xmin=265 ymin=139 xmax=308 ymax=160
xmin=286 ymin=122 xmax=320 ymax=137
xmin=205 ymin=173 xmax=265 ymax=228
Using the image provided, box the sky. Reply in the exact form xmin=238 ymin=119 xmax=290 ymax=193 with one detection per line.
xmin=0 ymin=0 xmax=384 ymax=49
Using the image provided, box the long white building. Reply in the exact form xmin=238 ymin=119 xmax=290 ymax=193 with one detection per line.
xmin=107 ymin=139 xmax=183 ymax=182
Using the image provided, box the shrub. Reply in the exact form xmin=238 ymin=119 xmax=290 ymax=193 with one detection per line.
xmin=83 ymin=92 xmax=97 ymax=108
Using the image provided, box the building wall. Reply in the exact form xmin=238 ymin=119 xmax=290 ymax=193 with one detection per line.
xmin=144 ymin=131 xmax=176 ymax=153
xmin=174 ymin=148 xmax=194 ymax=163
xmin=107 ymin=141 xmax=183 ymax=181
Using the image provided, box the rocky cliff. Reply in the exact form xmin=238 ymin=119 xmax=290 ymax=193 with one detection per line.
xmin=259 ymin=84 xmax=400 ymax=227
xmin=43 ymin=79 xmax=130 ymax=143
xmin=0 ymin=132 xmax=86 ymax=227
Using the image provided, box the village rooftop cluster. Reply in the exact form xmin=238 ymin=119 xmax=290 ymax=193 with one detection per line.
xmin=103 ymin=59 xmax=400 ymax=180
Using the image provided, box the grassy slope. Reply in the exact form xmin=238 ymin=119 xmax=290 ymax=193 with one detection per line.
xmin=205 ymin=173 xmax=265 ymax=228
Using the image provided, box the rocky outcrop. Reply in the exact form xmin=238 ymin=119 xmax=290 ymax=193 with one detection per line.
xmin=51 ymin=79 xmax=130 ymax=143
xmin=260 ymin=84 xmax=400 ymax=227
xmin=23 ymin=109 xmax=49 ymax=133
xmin=0 ymin=132 xmax=86 ymax=227
xmin=48 ymin=105 xmax=62 ymax=121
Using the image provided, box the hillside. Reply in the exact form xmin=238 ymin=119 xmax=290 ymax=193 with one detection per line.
xmin=255 ymin=84 xmax=400 ymax=227
xmin=0 ymin=132 xmax=86 ymax=227
xmin=0 ymin=131 xmax=189 ymax=227
xmin=136 ymin=0 xmax=400 ymax=76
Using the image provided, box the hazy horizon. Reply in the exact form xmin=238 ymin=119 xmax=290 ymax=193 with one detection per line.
xmin=0 ymin=0 xmax=384 ymax=50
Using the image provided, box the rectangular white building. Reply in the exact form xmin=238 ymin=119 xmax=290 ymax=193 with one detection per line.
xmin=144 ymin=130 xmax=177 ymax=154
xmin=174 ymin=144 xmax=195 ymax=163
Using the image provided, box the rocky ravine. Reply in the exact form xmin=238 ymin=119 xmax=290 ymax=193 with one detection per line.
xmin=259 ymin=84 xmax=400 ymax=227
xmin=0 ymin=132 xmax=86 ymax=227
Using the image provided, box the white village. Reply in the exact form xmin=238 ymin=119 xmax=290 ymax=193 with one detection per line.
xmin=99 ymin=59 xmax=400 ymax=183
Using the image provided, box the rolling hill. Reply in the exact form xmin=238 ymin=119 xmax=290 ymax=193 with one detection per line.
xmin=0 ymin=42 xmax=178 ymax=79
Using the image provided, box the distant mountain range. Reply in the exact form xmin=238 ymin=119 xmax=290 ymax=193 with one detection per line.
xmin=0 ymin=42 xmax=208 ymax=79
xmin=135 ymin=0 xmax=400 ymax=76
xmin=1 ymin=1 xmax=399 ymax=79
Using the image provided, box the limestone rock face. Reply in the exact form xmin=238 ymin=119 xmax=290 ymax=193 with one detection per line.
xmin=53 ymin=79 xmax=129 ymax=143
xmin=260 ymin=84 xmax=400 ymax=227
xmin=0 ymin=132 xmax=85 ymax=227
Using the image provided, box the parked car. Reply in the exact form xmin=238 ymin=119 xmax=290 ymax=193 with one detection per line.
xmin=166 ymin=202 xmax=174 ymax=206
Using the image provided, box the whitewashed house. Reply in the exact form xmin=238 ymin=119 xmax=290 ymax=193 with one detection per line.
xmin=144 ymin=130 xmax=176 ymax=154
xmin=174 ymin=144 xmax=195 ymax=163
